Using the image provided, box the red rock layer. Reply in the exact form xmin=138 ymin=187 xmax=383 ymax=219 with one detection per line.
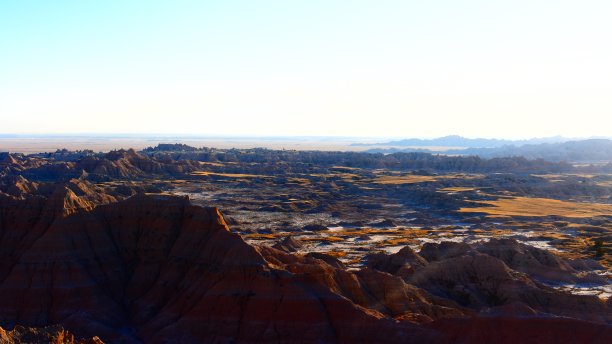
xmin=0 ymin=193 xmax=609 ymax=343
xmin=77 ymin=149 xmax=198 ymax=178
xmin=0 ymin=194 xmax=441 ymax=342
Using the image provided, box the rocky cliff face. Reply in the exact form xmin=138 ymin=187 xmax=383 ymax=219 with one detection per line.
xmin=76 ymin=149 xmax=198 ymax=179
xmin=0 ymin=193 xmax=442 ymax=342
xmin=0 ymin=189 xmax=609 ymax=343
xmin=4 ymin=149 xmax=199 ymax=183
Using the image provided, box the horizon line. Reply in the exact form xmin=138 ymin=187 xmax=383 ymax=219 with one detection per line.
xmin=0 ymin=133 xmax=609 ymax=141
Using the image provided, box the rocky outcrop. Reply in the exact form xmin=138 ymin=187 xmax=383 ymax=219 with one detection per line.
xmin=305 ymin=252 xmax=347 ymax=269
xmin=419 ymin=241 xmax=471 ymax=261
xmin=272 ymin=236 xmax=304 ymax=252
xmin=258 ymin=246 xmax=467 ymax=324
xmin=365 ymin=246 xmax=428 ymax=278
xmin=21 ymin=162 xmax=84 ymax=181
xmin=410 ymin=252 xmax=610 ymax=323
xmin=76 ymin=149 xmax=198 ymax=179
xmin=0 ymin=175 xmax=39 ymax=198
xmin=12 ymin=149 xmax=199 ymax=182
xmin=476 ymin=238 xmax=606 ymax=284
xmin=0 ymin=325 xmax=103 ymax=344
xmin=0 ymin=194 xmax=446 ymax=343
xmin=0 ymin=153 xmax=20 ymax=166
xmin=367 ymin=240 xmax=611 ymax=325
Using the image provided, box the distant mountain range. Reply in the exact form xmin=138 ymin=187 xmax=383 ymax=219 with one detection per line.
xmin=353 ymin=135 xmax=574 ymax=148
xmin=364 ymin=138 xmax=612 ymax=163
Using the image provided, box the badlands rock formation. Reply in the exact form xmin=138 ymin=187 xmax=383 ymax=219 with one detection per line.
xmin=0 ymin=160 xmax=609 ymax=343
xmin=367 ymin=240 xmax=611 ymax=324
xmin=0 ymin=192 xmax=443 ymax=342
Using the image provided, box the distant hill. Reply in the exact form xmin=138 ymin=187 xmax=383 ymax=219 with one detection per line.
xmin=459 ymin=139 xmax=612 ymax=162
xmin=353 ymin=135 xmax=571 ymax=148
xmin=366 ymin=139 xmax=612 ymax=163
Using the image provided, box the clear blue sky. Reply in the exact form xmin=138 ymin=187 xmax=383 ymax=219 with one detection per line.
xmin=1 ymin=1 xmax=611 ymax=138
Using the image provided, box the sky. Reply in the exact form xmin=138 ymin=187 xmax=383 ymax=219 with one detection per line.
xmin=1 ymin=0 xmax=611 ymax=139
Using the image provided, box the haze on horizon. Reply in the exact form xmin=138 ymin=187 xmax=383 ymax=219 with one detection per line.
xmin=1 ymin=1 xmax=611 ymax=139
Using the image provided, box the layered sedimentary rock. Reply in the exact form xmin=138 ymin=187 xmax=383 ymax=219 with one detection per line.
xmin=367 ymin=240 xmax=611 ymax=325
xmin=0 ymin=194 xmax=443 ymax=342
xmin=76 ymin=149 xmax=198 ymax=179
xmin=0 ymin=188 xmax=610 ymax=343
xmin=4 ymin=149 xmax=199 ymax=183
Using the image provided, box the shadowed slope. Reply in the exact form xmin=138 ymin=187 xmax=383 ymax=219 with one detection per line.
xmin=0 ymin=194 xmax=439 ymax=343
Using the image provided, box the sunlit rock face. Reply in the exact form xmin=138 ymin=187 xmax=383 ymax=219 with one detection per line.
xmin=0 ymin=324 xmax=103 ymax=344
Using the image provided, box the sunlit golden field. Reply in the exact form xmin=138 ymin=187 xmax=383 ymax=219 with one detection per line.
xmin=460 ymin=196 xmax=612 ymax=218
xmin=197 ymin=161 xmax=226 ymax=167
xmin=191 ymin=171 xmax=271 ymax=178
xmin=373 ymin=173 xmax=483 ymax=185
xmin=439 ymin=187 xmax=477 ymax=192
xmin=374 ymin=175 xmax=438 ymax=184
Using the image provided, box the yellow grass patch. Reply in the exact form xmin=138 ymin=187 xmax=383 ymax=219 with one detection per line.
xmin=191 ymin=171 xmax=270 ymax=178
xmin=439 ymin=187 xmax=477 ymax=192
xmin=384 ymin=237 xmax=418 ymax=246
xmin=373 ymin=175 xmax=437 ymax=184
xmin=373 ymin=174 xmax=483 ymax=185
xmin=241 ymin=233 xmax=282 ymax=240
xmin=338 ymin=173 xmax=361 ymax=180
xmin=532 ymin=173 xmax=610 ymax=180
xmin=301 ymin=236 xmax=344 ymax=242
xmin=460 ymin=197 xmax=612 ymax=218
xmin=197 ymin=161 xmax=225 ymax=167
xmin=332 ymin=228 xmax=402 ymax=236
xmin=322 ymin=251 xmax=348 ymax=258
xmin=330 ymin=166 xmax=361 ymax=170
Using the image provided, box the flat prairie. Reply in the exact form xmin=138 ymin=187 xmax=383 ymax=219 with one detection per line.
xmin=460 ymin=196 xmax=612 ymax=218
xmin=191 ymin=171 xmax=271 ymax=178
xmin=373 ymin=173 xmax=482 ymax=185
